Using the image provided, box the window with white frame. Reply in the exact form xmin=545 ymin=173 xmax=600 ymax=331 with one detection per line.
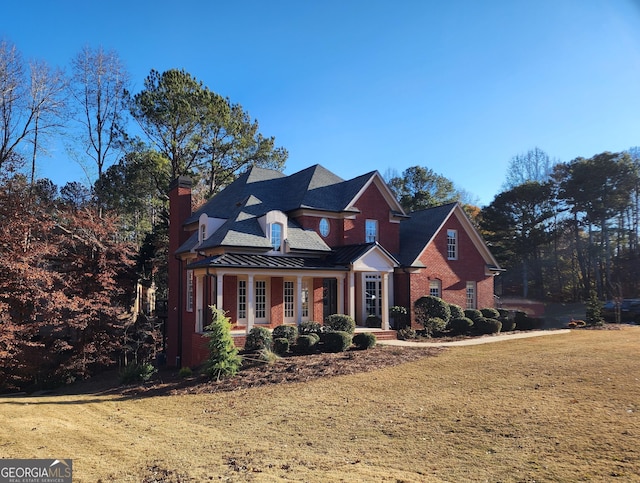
xmin=365 ymin=274 xmax=382 ymax=317
xmin=429 ymin=279 xmax=441 ymax=298
xmin=271 ymin=223 xmax=282 ymax=251
xmin=255 ymin=280 xmax=267 ymax=320
xmin=301 ymin=280 xmax=309 ymax=319
xmin=284 ymin=281 xmax=294 ymax=319
xmin=365 ymin=219 xmax=378 ymax=243
xmin=186 ymin=270 xmax=193 ymax=312
xmin=466 ymin=281 xmax=476 ymax=309
xmin=238 ymin=279 xmax=247 ymax=320
xmin=200 ymin=224 xmax=206 ymax=243
xmin=447 ymin=229 xmax=458 ymax=260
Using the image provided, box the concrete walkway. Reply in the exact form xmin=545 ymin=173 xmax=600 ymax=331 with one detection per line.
xmin=377 ymin=329 xmax=572 ymax=347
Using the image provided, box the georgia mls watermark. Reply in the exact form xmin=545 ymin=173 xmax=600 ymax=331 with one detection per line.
xmin=0 ymin=459 xmax=72 ymax=483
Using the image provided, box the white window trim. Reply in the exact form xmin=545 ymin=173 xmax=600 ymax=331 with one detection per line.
xmin=365 ymin=219 xmax=378 ymax=243
xmin=429 ymin=279 xmax=441 ymax=298
xmin=466 ymin=281 xmax=476 ymax=309
xmin=447 ymin=229 xmax=458 ymax=260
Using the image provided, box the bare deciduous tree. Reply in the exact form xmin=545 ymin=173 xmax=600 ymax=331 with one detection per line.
xmin=69 ymin=46 xmax=129 ymax=180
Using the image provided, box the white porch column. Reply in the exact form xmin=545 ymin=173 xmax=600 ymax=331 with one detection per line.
xmin=381 ymin=272 xmax=390 ymax=330
xmin=216 ymin=273 xmax=224 ymax=310
xmin=296 ymin=276 xmax=303 ymax=323
xmin=247 ymin=274 xmax=255 ymax=333
xmin=338 ymin=276 xmax=345 ymax=314
xmin=348 ymin=271 xmax=355 ymax=320
xmin=196 ymin=274 xmax=204 ymax=332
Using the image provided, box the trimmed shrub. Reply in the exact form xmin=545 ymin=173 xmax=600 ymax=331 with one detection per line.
xmin=415 ymin=296 xmax=451 ymax=326
xmin=244 ymin=326 xmax=273 ymax=351
xmin=324 ymin=314 xmax=356 ymax=334
xmin=500 ymin=317 xmax=516 ymax=332
xmin=423 ymin=317 xmax=447 ymax=337
xmin=475 ymin=317 xmax=502 ymax=335
xmin=464 ymin=309 xmax=483 ymax=322
xmin=365 ymin=315 xmax=382 ymax=328
xmin=448 ymin=317 xmax=474 ymax=335
xmin=204 ymin=306 xmax=242 ymax=380
xmin=322 ymin=331 xmax=353 ymax=352
xmin=397 ymin=327 xmax=417 ymax=340
xmin=497 ymin=308 xmax=510 ymax=318
xmin=448 ymin=303 xmax=465 ymax=319
xmin=389 ymin=306 xmax=408 ymax=329
xmin=273 ymin=337 xmax=290 ymax=355
xmin=296 ymin=334 xmax=319 ymax=353
xmin=480 ymin=308 xmax=500 ymax=319
xmin=298 ymin=321 xmax=322 ymax=335
xmin=272 ymin=324 xmax=298 ymax=343
xmin=353 ymin=332 xmax=377 ymax=350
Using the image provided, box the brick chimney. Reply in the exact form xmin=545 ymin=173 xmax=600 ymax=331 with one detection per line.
xmin=166 ymin=176 xmax=192 ymax=367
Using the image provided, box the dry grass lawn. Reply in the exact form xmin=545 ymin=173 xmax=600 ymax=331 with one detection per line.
xmin=1 ymin=327 xmax=639 ymax=482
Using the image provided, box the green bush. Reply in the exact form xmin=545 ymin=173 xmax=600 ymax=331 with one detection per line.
xmin=497 ymin=308 xmax=510 ymax=318
xmin=296 ymin=334 xmax=319 ymax=353
xmin=120 ymin=362 xmax=157 ymax=384
xmin=204 ymin=306 xmax=242 ymax=381
xmin=397 ymin=327 xmax=417 ymax=340
xmin=423 ymin=317 xmax=447 ymax=337
xmin=480 ymin=308 xmax=500 ymax=319
xmin=464 ymin=309 xmax=483 ymax=322
xmin=448 ymin=317 xmax=474 ymax=335
xmin=244 ymin=326 xmax=273 ymax=351
xmin=475 ymin=317 xmax=502 ymax=334
xmin=448 ymin=303 xmax=465 ymax=319
xmin=353 ymin=332 xmax=377 ymax=350
xmin=322 ymin=331 xmax=353 ymax=352
xmin=365 ymin=314 xmax=382 ymax=328
xmin=500 ymin=317 xmax=516 ymax=331
xmin=178 ymin=367 xmax=193 ymax=378
xmin=273 ymin=337 xmax=290 ymax=355
xmin=415 ymin=296 xmax=451 ymax=326
xmin=272 ymin=324 xmax=298 ymax=343
xmin=324 ymin=314 xmax=356 ymax=334
xmin=389 ymin=306 xmax=408 ymax=329
xmin=298 ymin=321 xmax=322 ymax=335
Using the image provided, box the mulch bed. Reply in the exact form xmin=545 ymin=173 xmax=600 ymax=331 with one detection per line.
xmin=117 ymin=345 xmax=444 ymax=398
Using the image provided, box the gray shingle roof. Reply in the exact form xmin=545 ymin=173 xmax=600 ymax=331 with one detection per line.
xmin=398 ymin=203 xmax=457 ymax=266
xmin=179 ymin=165 xmax=384 ymax=254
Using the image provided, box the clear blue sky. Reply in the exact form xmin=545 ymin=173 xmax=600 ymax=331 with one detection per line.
xmin=3 ymin=0 xmax=640 ymax=206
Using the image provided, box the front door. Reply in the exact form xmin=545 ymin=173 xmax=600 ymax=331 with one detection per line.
xmin=323 ymin=278 xmax=337 ymax=320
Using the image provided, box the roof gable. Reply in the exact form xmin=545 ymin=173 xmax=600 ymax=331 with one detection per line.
xmin=399 ymin=203 xmax=500 ymax=270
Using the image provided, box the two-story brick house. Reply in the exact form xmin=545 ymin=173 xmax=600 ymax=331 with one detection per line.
xmin=166 ymin=164 xmax=501 ymax=367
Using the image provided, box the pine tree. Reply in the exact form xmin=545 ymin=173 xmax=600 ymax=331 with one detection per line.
xmin=203 ymin=307 xmax=242 ymax=381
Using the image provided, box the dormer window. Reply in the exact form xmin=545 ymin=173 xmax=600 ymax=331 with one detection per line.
xmin=200 ymin=224 xmax=206 ymax=243
xmin=271 ymin=223 xmax=283 ymax=251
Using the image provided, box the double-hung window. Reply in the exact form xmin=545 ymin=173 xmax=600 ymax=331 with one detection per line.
xmin=466 ymin=281 xmax=476 ymax=309
xmin=429 ymin=279 xmax=441 ymax=298
xmin=447 ymin=229 xmax=458 ymax=260
xmin=365 ymin=219 xmax=378 ymax=243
